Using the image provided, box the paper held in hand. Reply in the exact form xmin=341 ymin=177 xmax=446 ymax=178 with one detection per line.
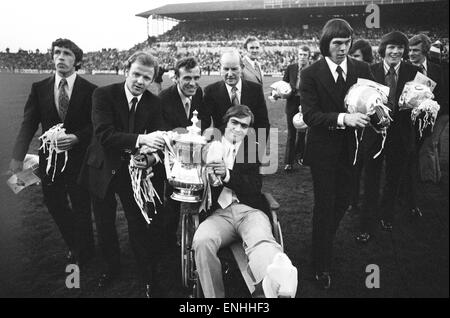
xmin=7 ymin=154 xmax=41 ymax=194
xmin=413 ymin=72 xmax=436 ymax=92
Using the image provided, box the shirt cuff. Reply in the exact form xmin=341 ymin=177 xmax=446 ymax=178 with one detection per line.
xmin=337 ymin=113 xmax=346 ymax=129
xmin=135 ymin=135 xmax=142 ymax=149
xmin=153 ymin=152 xmax=161 ymax=164
xmin=223 ymin=169 xmax=231 ymax=183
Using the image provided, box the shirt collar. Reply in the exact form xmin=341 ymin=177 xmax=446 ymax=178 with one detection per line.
xmin=244 ymin=55 xmax=258 ymax=67
xmin=325 ymin=56 xmax=347 ymax=77
xmin=124 ymin=83 xmax=143 ymax=104
xmin=222 ymin=135 xmax=242 ymax=153
xmin=55 ymin=72 xmax=76 ymax=90
xmin=383 ymin=60 xmax=401 ymax=75
xmin=225 ymin=78 xmax=242 ymax=95
xmin=177 ymin=85 xmax=192 ymax=106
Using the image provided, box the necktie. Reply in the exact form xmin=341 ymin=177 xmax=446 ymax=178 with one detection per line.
xmin=218 ymin=145 xmax=236 ymax=209
xmin=419 ymin=64 xmax=426 ymax=76
xmin=230 ymin=86 xmax=239 ymax=106
xmin=128 ymin=97 xmax=138 ymax=133
xmin=184 ymin=100 xmax=191 ymax=119
xmin=336 ymin=65 xmax=346 ymax=102
xmin=385 ymin=66 xmax=397 ymax=111
xmin=254 ymin=62 xmax=262 ymax=82
xmin=295 ymin=65 xmax=302 ymax=92
xmin=58 ymin=78 xmax=69 ymax=122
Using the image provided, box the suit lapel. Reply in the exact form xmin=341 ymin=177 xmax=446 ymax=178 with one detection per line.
xmin=244 ymin=58 xmax=261 ymax=82
xmin=317 ymin=59 xmax=343 ymax=109
xmin=42 ymin=76 xmax=59 ymax=120
xmin=116 ymin=84 xmax=130 ymax=131
xmin=346 ymin=58 xmax=358 ymax=91
xmin=171 ymin=85 xmax=189 ymax=124
xmin=65 ymin=76 xmax=83 ymax=123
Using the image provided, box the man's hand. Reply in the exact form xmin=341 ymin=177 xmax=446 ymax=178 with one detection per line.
xmin=56 ymin=133 xmax=79 ymax=151
xmin=9 ymin=159 xmax=24 ymax=174
xmin=344 ymin=113 xmax=370 ymax=128
xmin=139 ymin=131 xmax=165 ymax=150
xmin=207 ymin=161 xmax=227 ymax=178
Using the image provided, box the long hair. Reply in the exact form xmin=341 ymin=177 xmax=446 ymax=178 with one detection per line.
xmin=319 ymin=19 xmax=354 ymax=57
xmin=349 ymin=39 xmax=374 ymax=64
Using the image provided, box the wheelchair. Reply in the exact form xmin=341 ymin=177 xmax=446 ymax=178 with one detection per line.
xmin=180 ymin=192 xmax=283 ymax=298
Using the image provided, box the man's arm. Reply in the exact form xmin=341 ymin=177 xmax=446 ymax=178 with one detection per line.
xmin=224 ymin=163 xmax=262 ymax=196
xmin=200 ymin=86 xmax=213 ymax=131
xmin=71 ymin=82 xmax=97 ymax=147
xmin=11 ymin=83 xmax=40 ymax=163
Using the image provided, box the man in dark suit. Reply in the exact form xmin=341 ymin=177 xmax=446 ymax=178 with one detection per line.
xmin=241 ymin=36 xmax=264 ymax=85
xmin=357 ymin=31 xmax=420 ymax=243
xmin=159 ymin=56 xmax=204 ymax=248
xmin=10 ymin=38 xmax=96 ymax=266
xmin=409 ymin=34 xmax=449 ymax=185
xmin=282 ymin=45 xmax=311 ymax=171
xmin=299 ymin=19 xmax=373 ymax=289
xmin=202 ymin=49 xmax=270 ymax=142
xmin=193 ymin=105 xmax=297 ymax=298
xmin=78 ymin=51 xmax=166 ymax=297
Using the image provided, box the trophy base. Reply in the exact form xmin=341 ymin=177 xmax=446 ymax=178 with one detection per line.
xmin=171 ymin=189 xmax=203 ymax=203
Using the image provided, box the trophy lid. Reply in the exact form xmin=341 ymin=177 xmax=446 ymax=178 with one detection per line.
xmin=173 ymin=110 xmax=206 ymax=145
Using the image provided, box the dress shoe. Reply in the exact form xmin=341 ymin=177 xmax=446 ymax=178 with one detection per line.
xmin=145 ymin=284 xmax=152 ymax=298
xmin=355 ymin=232 xmax=371 ymax=243
xmin=314 ymin=271 xmax=331 ymax=290
xmin=97 ymin=272 xmax=118 ymax=289
xmin=410 ymin=207 xmax=422 ymax=217
xmin=380 ymin=219 xmax=393 ymax=231
xmin=284 ymin=164 xmax=293 ymax=172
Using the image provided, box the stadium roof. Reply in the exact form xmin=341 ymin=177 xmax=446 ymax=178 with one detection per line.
xmin=136 ymin=0 xmax=444 ymax=20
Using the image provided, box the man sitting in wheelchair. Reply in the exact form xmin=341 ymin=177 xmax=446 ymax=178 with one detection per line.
xmin=193 ymin=105 xmax=298 ymax=298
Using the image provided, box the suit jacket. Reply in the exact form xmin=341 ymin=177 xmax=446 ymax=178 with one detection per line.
xmin=78 ymin=82 xmax=166 ymax=199
xmin=427 ymin=61 xmax=448 ymax=117
xmin=202 ymin=79 xmax=270 ymax=134
xmin=159 ymin=84 xmax=204 ymax=130
xmin=207 ymin=137 xmax=269 ymax=217
xmin=242 ymin=57 xmax=263 ymax=85
xmin=299 ymin=57 xmax=374 ymax=167
xmin=12 ymin=75 xmax=97 ymax=179
xmin=283 ymin=63 xmax=302 ymax=115
xmin=363 ymin=61 xmax=419 ymax=157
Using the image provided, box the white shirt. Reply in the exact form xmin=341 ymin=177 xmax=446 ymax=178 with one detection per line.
xmin=54 ymin=72 xmax=76 ymax=110
xmin=124 ymin=83 xmax=143 ymax=110
xmin=325 ymin=57 xmax=348 ymax=128
xmin=225 ymin=79 xmax=242 ymax=104
xmin=325 ymin=56 xmax=348 ymax=82
xmin=218 ymin=136 xmax=242 ymax=208
xmin=177 ymin=85 xmax=192 ymax=117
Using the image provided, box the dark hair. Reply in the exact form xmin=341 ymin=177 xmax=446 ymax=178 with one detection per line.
xmin=174 ymin=56 xmax=199 ymax=77
xmin=298 ymin=45 xmax=311 ymax=56
xmin=409 ymin=34 xmax=432 ymax=55
xmin=51 ymin=38 xmax=83 ymax=70
xmin=378 ymin=31 xmax=409 ymax=59
xmin=222 ymin=105 xmax=254 ymax=129
xmin=243 ymin=36 xmax=260 ymax=50
xmin=319 ymin=19 xmax=353 ymax=57
xmin=349 ymin=39 xmax=374 ymax=63
xmin=124 ymin=51 xmax=159 ymax=79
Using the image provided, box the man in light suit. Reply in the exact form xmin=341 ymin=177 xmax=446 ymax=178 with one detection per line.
xmin=10 ymin=38 xmax=96 ymax=266
xmin=299 ymin=19 xmax=374 ymax=289
xmin=241 ymin=36 xmax=264 ymax=85
xmin=202 ymin=49 xmax=270 ymax=142
xmin=193 ymin=105 xmax=297 ymax=298
xmin=79 ymin=51 xmax=166 ymax=297
xmin=282 ymin=45 xmax=311 ymax=171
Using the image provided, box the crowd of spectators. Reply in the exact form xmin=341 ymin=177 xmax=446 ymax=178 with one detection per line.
xmin=1 ymin=21 xmax=448 ymax=75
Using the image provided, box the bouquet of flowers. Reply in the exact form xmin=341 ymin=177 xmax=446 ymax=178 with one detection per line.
xmin=129 ymin=144 xmax=162 ymax=224
xmin=268 ymin=80 xmax=292 ymax=101
xmin=39 ymin=123 xmax=68 ymax=182
xmin=292 ymin=106 xmax=307 ymax=131
xmin=345 ymin=79 xmax=393 ymax=161
xmin=399 ymin=82 xmax=440 ymax=138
